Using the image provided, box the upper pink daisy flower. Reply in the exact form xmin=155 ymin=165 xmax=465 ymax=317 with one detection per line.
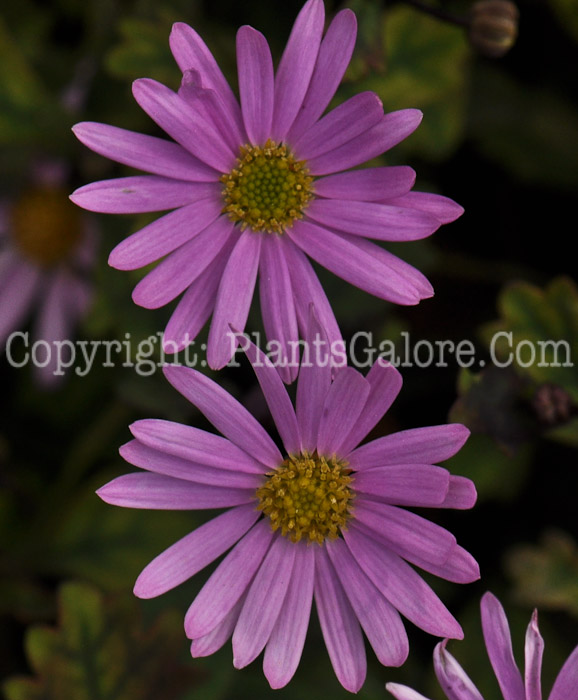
xmin=387 ymin=591 xmax=578 ymax=700
xmin=97 ymin=310 xmax=478 ymax=692
xmin=70 ymin=0 xmax=463 ymax=382
xmin=1 ymin=163 xmax=95 ymax=387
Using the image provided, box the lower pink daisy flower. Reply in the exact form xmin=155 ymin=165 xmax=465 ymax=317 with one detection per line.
xmin=97 ymin=312 xmax=478 ymax=691
xmin=1 ymin=163 xmax=95 ymax=386
xmin=387 ymin=591 xmax=578 ymax=700
xmin=70 ymin=0 xmax=463 ymax=382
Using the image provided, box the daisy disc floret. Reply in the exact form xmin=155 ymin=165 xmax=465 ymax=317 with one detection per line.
xmin=70 ymin=0 xmax=464 ymax=381
xmin=386 ymin=591 xmax=578 ymax=700
xmin=96 ymin=310 xmax=479 ymax=692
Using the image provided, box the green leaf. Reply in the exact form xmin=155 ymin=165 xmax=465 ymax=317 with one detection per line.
xmin=481 ymin=277 xmax=578 ymax=402
xmin=506 ymin=530 xmax=578 ymax=618
xmin=3 ymin=581 xmax=200 ymax=700
xmin=354 ymin=4 xmax=470 ymax=160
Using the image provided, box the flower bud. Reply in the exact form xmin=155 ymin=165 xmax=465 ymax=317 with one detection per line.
xmin=469 ymin=0 xmax=519 ymax=58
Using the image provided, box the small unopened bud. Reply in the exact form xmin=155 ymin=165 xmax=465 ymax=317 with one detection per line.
xmin=469 ymin=0 xmax=519 ymax=58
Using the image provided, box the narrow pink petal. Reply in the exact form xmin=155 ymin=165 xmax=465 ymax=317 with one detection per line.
xmin=263 ymin=543 xmax=315 ymax=689
xmin=344 ymin=524 xmax=463 ymax=639
xmin=0 ymin=256 xmax=42 ymax=347
xmin=132 ymin=78 xmax=235 ymax=172
xmin=287 ymin=220 xmax=433 ymax=305
xmin=162 ymin=238 xmax=234 ymax=352
xmin=70 ymin=176 xmax=210 ymax=214
xmin=259 ymin=233 xmax=300 ymax=383
xmin=316 ymin=367 xmax=370 ymax=456
xmin=238 ymin=331 xmax=301 ymax=456
xmin=353 ymin=500 xmax=457 ymax=566
xmin=131 ymin=215 xmax=234 ymax=309
xmin=525 ymin=610 xmax=544 ymax=700
xmin=71 ymin=122 xmax=219 ymax=181
xmin=169 ymin=22 xmax=242 ymax=130
xmin=433 ymin=640 xmax=484 ymax=700
xmin=190 ymin=596 xmax=244 ymax=657
xmin=185 ymin=519 xmax=274 ymax=638
xmin=305 ymin=198 xmax=440 ymax=242
xmin=440 ymin=476 xmax=477 ymax=510
xmin=96 ymin=472 xmax=255 ymax=510
xmin=327 ymin=538 xmax=409 ymax=667
xmin=293 ymin=92 xmax=384 ymax=161
xmin=386 ymin=191 xmax=464 ymax=224
xmin=178 ymin=69 xmax=245 ymax=153
xmin=233 ymin=534 xmax=296 ymax=668
xmin=401 ymin=543 xmax=480 ymax=585
xmin=313 ymin=166 xmax=416 ymax=202
xmin=307 ymin=109 xmax=423 ymax=175
xmin=129 ymin=419 xmax=266 ymax=474
xmin=480 ymin=592 xmax=525 ymax=700
xmin=119 ymin=439 xmax=263 ymax=488
xmin=236 ymin=26 xmax=274 ymax=145
xmin=287 ymin=8 xmax=357 ymax=141
xmin=295 ymin=304 xmax=332 ymax=453
xmin=386 ymin=683 xmax=432 ymax=700
xmin=207 ymin=230 xmax=262 ymax=370
xmin=163 ymin=364 xmax=283 ymax=468
xmin=314 ymin=546 xmax=367 ymax=693
xmin=348 ymin=424 xmax=471 ymax=469
xmin=352 ymin=464 xmax=450 ymax=507
xmin=271 ymin=0 xmax=325 ymax=141
xmin=108 ymin=196 xmax=222 ymax=271
xmin=134 ymin=503 xmax=260 ymax=598
xmin=339 ymin=359 xmax=402 ymax=454
xmin=549 ymin=645 xmax=578 ymax=700
xmin=281 ymin=235 xmax=343 ymax=353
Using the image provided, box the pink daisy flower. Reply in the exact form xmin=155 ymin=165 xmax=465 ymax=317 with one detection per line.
xmin=70 ymin=0 xmax=463 ymax=382
xmin=97 ymin=310 xmax=478 ymax=692
xmin=387 ymin=591 xmax=578 ymax=700
xmin=1 ymin=163 xmax=95 ymax=387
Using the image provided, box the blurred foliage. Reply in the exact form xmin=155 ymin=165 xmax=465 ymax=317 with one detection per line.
xmin=2 ymin=581 xmax=200 ymax=700
xmin=506 ymin=530 xmax=578 ymax=617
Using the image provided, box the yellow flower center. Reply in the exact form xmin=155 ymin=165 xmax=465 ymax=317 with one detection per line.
xmin=221 ymin=139 xmax=314 ymax=234
xmin=256 ymin=453 xmax=354 ymax=544
xmin=11 ymin=187 xmax=81 ymax=266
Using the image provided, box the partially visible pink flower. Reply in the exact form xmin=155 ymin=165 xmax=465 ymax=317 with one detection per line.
xmin=70 ymin=0 xmax=463 ymax=382
xmin=387 ymin=591 xmax=578 ymax=700
xmin=97 ymin=309 xmax=478 ymax=692
xmin=0 ymin=163 xmax=95 ymax=386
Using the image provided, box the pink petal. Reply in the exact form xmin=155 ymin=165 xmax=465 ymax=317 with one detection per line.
xmin=236 ymin=26 xmax=274 ymax=145
xmin=525 ymin=609 xmax=544 ymax=700
xmin=129 ymin=418 xmax=266 ymax=474
xmin=313 ymin=166 xmax=416 ymax=202
xmin=440 ymin=476 xmax=477 ymax=510
xmin=287 ymin=8 xmax=357 ymax=141
xmin=480 ymin=592 xmax=525 ymax=700
xmin=293 ymin=92 xmax=384 ymax=161
xmin=326 ymin=538 xmax=409 ymax=667
xmin=549 ymin=644 xmax=578 ymax=700
xmin=314 ymin=546 xmax=367 ymax=693
xmin=163 ymin=364 xmax=283 ymax=468
xmin=134 ymin=503 xmax=260 ymax=598
xmin=96 ymin=472 xmax=255 ymax=510
xmin=352 ymin=464 xmax=450 ymax=507
xmin=263 ymin=543 xmax=315 ymax=688
xmin=71 ymin=176 xmax=211 ymax=214
xmin=316 ymin=367 xmax=371 ymax=456
xmin=207 ymin=230 xmax=262 ymax=370
xmin=72 ymin=121 xmax=218 ymax=181
xmin=348 ymin=424 xmax=471 ymax=469
xmin=232 ymin=534 xmax=296 ymax=668
xmin=386 ymin=683 xmax=432 ymax=700
xmin=0 ymin=255 xmax=42 ymax=347
xmin=433 ymin=640 xmax=484 ymax=700
xmin=190 ymin=596 xmax=244 ymax=658
xmin=184 ymin=519 xmax=274 ymax=638
xmin=108 ymin=196 xmax=223 ymax=270
xmin=271 ymin=0 xmax=325 ymax=141
xmin=386 ymin=191 xmax=464 ymax=224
